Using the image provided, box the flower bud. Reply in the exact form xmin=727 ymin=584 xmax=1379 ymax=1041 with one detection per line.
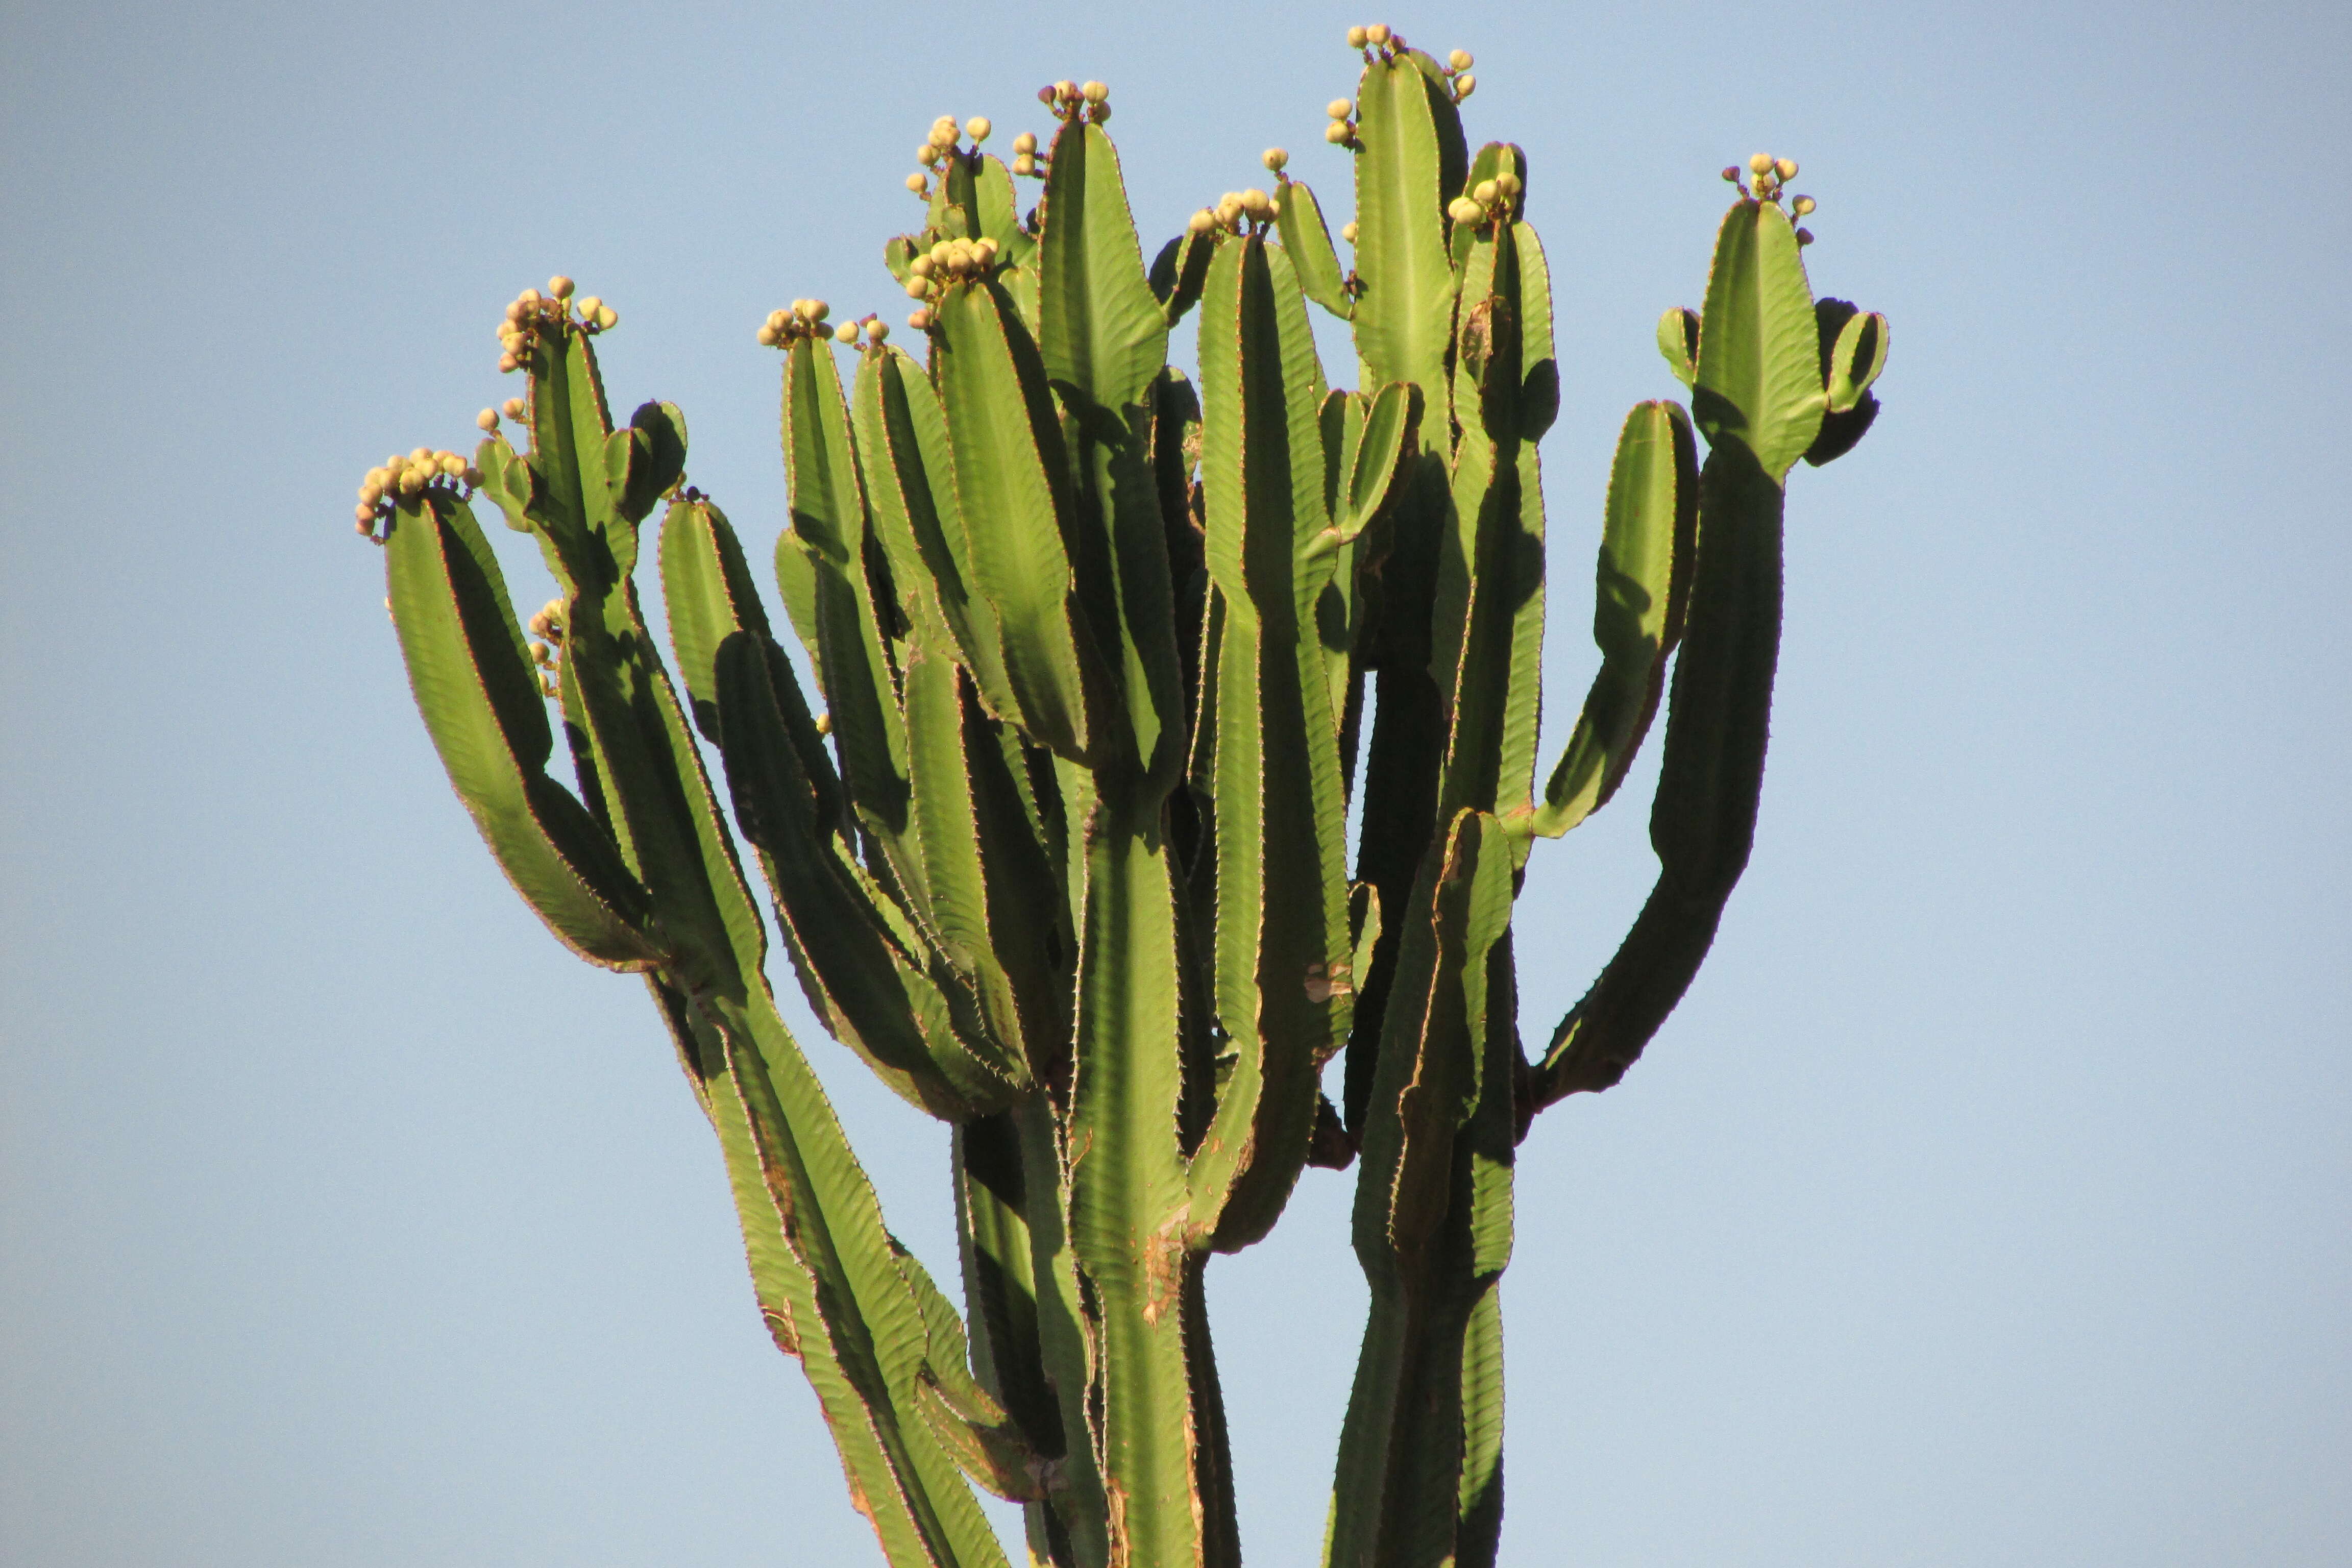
xmin=910 ymin=256 xmax=936 ymax=279
xmin=461 ymin=465 xmax=482 ymax=487
xmin=1054 ymin=80 xmax=1077 ymax=102
xmin=1189 ymin=208 xmax=1216 ymax=233
xmin=906 ymin=277 xmax=929 ymax=298
xmin=1366 ymin=23 xmax=1390 ymax=44
xmin=1013 ymin=153 xmax=1036 ymax=176
xmin=807 ymin=300 xmax=829 ymax=321
xmin=570 ymin=294 xmax=595 ymax=318
xmin=1013 ymin=130 xmax=1038 ymax=155
xmin=931 ymin=241 xmax=953 ymax=267
xmin=1081 ymin=81 xmax=1108 ymax=103
xmin=529 ymin=640 xmax=552 ymax=664
xmin=1346 ymin=25 xmax=1367 ymax=46
xmin=1448 ymin=195 xmax=1484 ymax=225
xmin=1239 ymin=187 xmax=1272 ymax=219
xmin=1473 ymin=178 xmax=1498 ymax=205
xmin=595 ymin=305 xmax=617 ymax=330
xmin=1448 ymin=48 xmax=1473 ymax=69
xmin=547 ymin=276 xmax=575 ymax=299
xmin=398 ymin=467 xmax=425 ymax=496
xmin=365 ymin=467 xmax=391 ymax=489
xmin=834 ymin=320 xmax=858 ymax=343
xmin=1216 ymin=192 xmax=1245 ymax=224
xmin=867 ymin=320 xmax=889 ymax=343
xmin=1495 ymin=171 xmax=1522 ymax=199
xmin=1454 ymin=72 xmax=1474 ymax=96
xmin=975 ymin=237 xmax=999 ymax=260
xmin=757 ymin=323 xmax=780 ymax=345
xmin=965 ymin=116 xmax=991 ymax=142
xmin=439 ymin=451 xmax=465 ymax=476
xmin=410 ymin=447 xmax=433 ymax=463
xmin=359 ymin=481 xmax=383 ymax=505
xmin=504 ymin=300 xmax=524 ymax=323
xmin=1794 ymin=228 xmax=1815 ymax=246
xmin=908 ymin=307 xmax=932 ymax=330
xmin=918 ymin=144 xmax=940 ymax=166
xmin=1722 ymin=166 xmax=1741 ymax=182
xmin=499 ymin=353 xmax=519 ymax=373
xmin=1340 ymin=220 xmax=1358 ymax=242
xmin=1328 ymin=97 xmax=1353 ymax=119
xmin=906 ymin=173 xmax=929 ymax=193
xmin=1791 ymin=195 xmax=1815 ymax=216
xmin=1775 ymin=157 xmax=1797 ymax=179
xmin=1749 ymin=153 xmax=1773 ymax=175
xmin=503 ymin=398 xmax=527 ymax=420
xmin=520 ymin=288 xmax=542 ymax=305
xmin=1262 ymin=146 xmax=1288 ymax=172
xmin=1325 ymin=121 xmax=1351 ymax=144
xmin=475 ymin=409 xmax=498 ymax=433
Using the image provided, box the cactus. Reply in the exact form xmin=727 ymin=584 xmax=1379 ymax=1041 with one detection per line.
xmin=363 ymin=29 xmax=1884 ymax=1568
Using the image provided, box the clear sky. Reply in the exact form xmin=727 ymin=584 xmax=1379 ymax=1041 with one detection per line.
xmin=4 ymin=2 xmax=2346 ymax=1564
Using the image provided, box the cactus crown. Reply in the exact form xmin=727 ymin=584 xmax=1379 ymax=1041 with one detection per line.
xmin=366 ymin=27 xmax=1885 ymax=1567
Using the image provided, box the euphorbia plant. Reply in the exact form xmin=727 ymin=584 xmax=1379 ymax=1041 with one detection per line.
xmin=359 ymin=22 xmax=1885 ymax=1566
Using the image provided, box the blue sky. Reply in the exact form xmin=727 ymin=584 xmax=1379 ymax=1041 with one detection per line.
xmin=4 ymin=2 xmax=2347 ymax=1563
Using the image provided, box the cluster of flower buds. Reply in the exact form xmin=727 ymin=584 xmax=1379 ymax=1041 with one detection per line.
xmin=1189 ymin=186 xmax=1280 ymax=238
xmin=1326 ymin=96 xmax=1359 ymax=149
xmin=1038 ymin=79 xmax=1110 ymax=126
xmin=1445 ymin=169 xmax=1523 ymax=230
xmin=758 ymin=298 xmax=844 ymax=347
xmin=495 ymin=276 xmax=618 ymax=374
xmin=1010 ymin=130 xmax=1041 ymax=178
xmin=909 ymin=115 xmax=997 ymax=198
xmin=525 ymin=598 xmax=566 ymax=698
xmin=353 ymin=446 xmax=482 ymax=539
xmin=902 ymin=235 xmax=1001 ymax=329
xmin=1722 ymin=154 xmax=1816 ymax=242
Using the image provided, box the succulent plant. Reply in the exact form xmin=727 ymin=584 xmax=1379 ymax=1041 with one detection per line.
xmin=364 ymin=26 xmax=1885 ymax=1568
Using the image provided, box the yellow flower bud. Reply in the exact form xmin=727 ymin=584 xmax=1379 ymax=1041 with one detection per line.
xmin=1081 ymin=81 xmax=1108 ymax=104
xmin=355 ymin=503 xmax=376 ymax=525
xmin=1240 ymin=187 xmax=1272 ymax=219
xmin=1216 ymin=192 xmax=1244 ymax=224
xmin=1013 ymin=130 xmax=1038 ymax=154
xmin=1749 ymin=153 xmax=1773 ymax=175
xmin=1473 ymin=179 xmax=1498 ymax=205
xmin=931 ymin=241 xmax=953 ymax=267
xmin=1454 ymin=72 xmax=1475 ymax=96
xmin=1496 ymin=172 xmax=1522 ymax=199
xmin=398 ymin=468 xmax=425 ymax=496
xmin=965 ymin=116 xmax=991 ymax=142
xmin=365 ymin=467 xmax=391 ymax=489
xmin=1328 ymin=97 xmax=1353 ymax=119
xmin=410 ymin=447 xmax=433 ymax=463
xmin=1366 ymin=23 xmax=1390 ymax=44
xmin=595 ymin=305 xmax=616 ymax=330
xmin=757 ymin=323 xmax=780 ymax=345
xmin=834 ymin=320 xmax=858 ymax=343
xmin=906 ymin=277 xmax=929 ymax=298
xmin=1013 ymin=153 xmax=1037 ymax=176
xmin=1792 ymin=195 xmax=1815 ymax=216
xmin=358 ymin=481 xmax=383 ymax=505
xmin=975 ymin=237 xmax=999 ymax=260
xmin=1054 ymin=80 xmax=1077 ymax=102
xmin=1263 ymin=146 xmax=1288 ymax=172
xmin=808 ymin=300 xmax=829 ymax=321
xmin=1775 ymin=157 xmax=1798 ymax=179
xmin=1340 ymin=220 xmax=1358 ymax=243
xmin=571 ymin=294 xmax=596 ymax=317
xmin=547 ymin=275 xmax=575 ymax=299
xmin=439 ymin=451 xmax=465 ymax=476
xmin=1325 ymin=121 xmax=1351 ymax=144
xmin=908 ymin=308 xmax=932 ymax=330
xmin=499 ymin=354 xmax=518 ymax=373
xmin=918 ymin=143 xmax=941 ymax=166
xmin=503 ymin=398 xmax=526 ymax=420
xmin=868 ymin=320 xmax=889 ymax=343
xmin=1347 ymin=26 xmax=1368 ymax=46
xmin=906 ymin=173 xmax=929 ymax=193
xmin=1189 ymin=208 xmax=1216 ymax=233
xmin=910 ymin=256 xmax=935 ymax=278
xmin=504 ymin=300 xmax=524 ymax=323
xmin=476 ymin=408 xmax=499 ymax=432
xmin=1447 ymin=195 xmax=1484 ymax=225
xmin=519 ymin=288 xmax=542 ymax=305
xmin=529 ymin=640 xmax=552 ymax=664
xmin=1448 ymin=48 xmax=1473 ymax=70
